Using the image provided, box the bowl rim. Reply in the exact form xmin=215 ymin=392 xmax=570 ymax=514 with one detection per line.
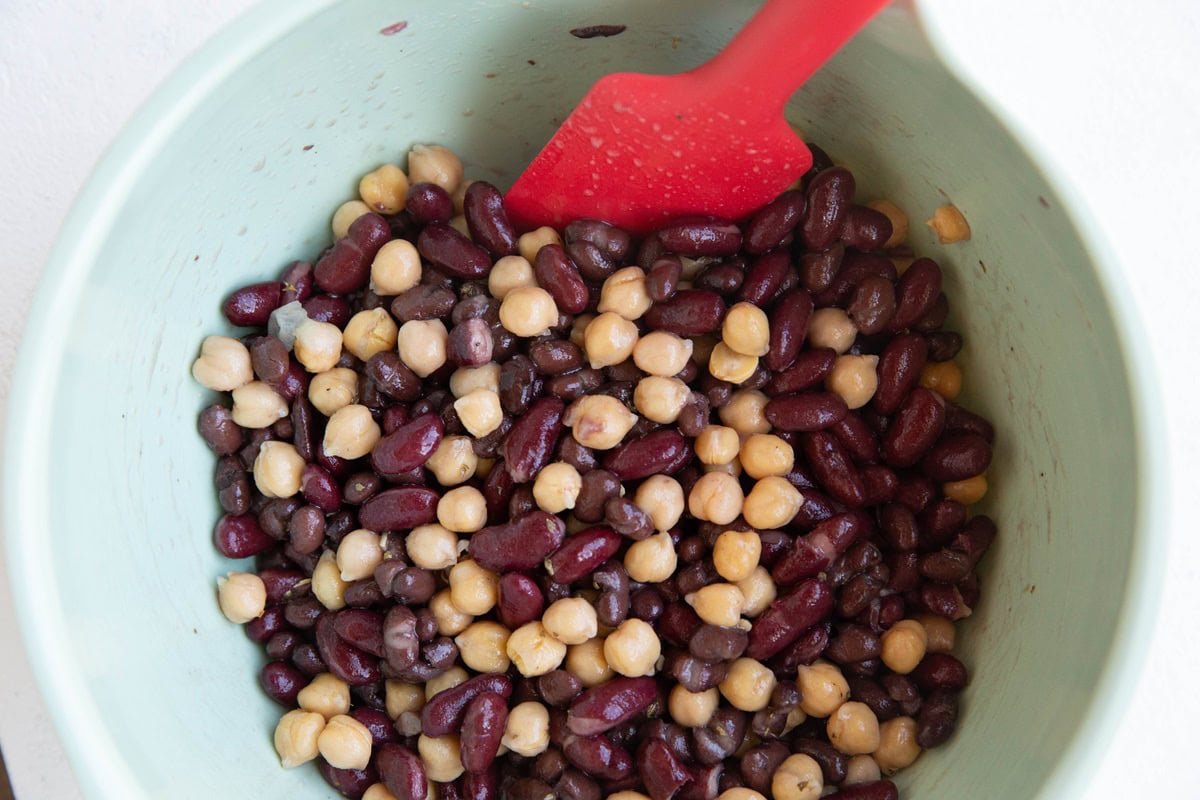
xmin=2 ymin=0 xmax=1168 ymax=797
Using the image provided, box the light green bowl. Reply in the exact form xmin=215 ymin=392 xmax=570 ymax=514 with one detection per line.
xmin=3 ymin=1 xmax=1165 ymax=798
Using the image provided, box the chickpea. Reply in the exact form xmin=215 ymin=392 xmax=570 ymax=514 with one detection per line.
xmin=827 ymin=701 xmax=881 ymax=755
xmin=624 ymin=531 xmax=678 ymax=584
xmin=604 ymin=618 xmax=661 ymax=677
xmin=718 ymin=390 xmax=771 ymax=435
xmin=364 ymin=785 xmax=399 ymax=800
xmin=408 ymin=144 xmax=464 ymax=194
xmin=687 ymin=583 xmax=745 ymax=628
xmin=498 ymin=286 xmax=560 ymax=338
xmin=274 ymin=709 xmax=326 ymax=768
xmin=718 ymin=657 xmax=777 ymax=712
xmin=580 ymin=312 xmax=640 ymax=369
xmin=358 ymin=163 xmax=409 ymax=214
xmin=717 ymin=791 xmax=767 ymax=800
xmin=517 ymin=226 xmax=564 ymax=264
xmin=695 ymin=425 xmax=740 ymax=465
xmin=455 ymin=621 xmax=512 ymax=673
xmin=418 ymin=734 xmax=464 ymax=782
xmin=507 ymin=621 xmax=567 ymax=676
xmin=712 ymin=529 xmax=761 ymax=582
xmin=542 ymin=597 xmax=598 ymax=645
xmin=425 ymin=666 xmax=470 ymax=700
xmin=687 ymin=471 xmax=744 ymax=525
xmin=405 ymin=524 xmax=459 ymax=570
xmin=633 ymin=376 xmax=691 ymax=423
xmin=926 ymin=204 xmax=971 ymax=244
xmin=370 ymin=238 xmax=422 ymax=296
xmin=807 ymin=308 xmax=858 ymax=355
xmin=231 ymin=381 xmax=289 ymax=429
xmin=633 ymin=475 xmax=684 ymax=532
xmin=919 ymin=360 xmax=963 ymax=401
xmin=873 ymin=716 xmax=921 ymax=773
xmin=216 ymin=572 xmax=266 ymax=624
xmin=253 ymin=441 xmax=305 ymax=498
xmin=332 ymin=199 xmax=371 ymax=240
xmin=564 ymin=394 xmax=638 ymax=450
xmin=569 ymin=312 xmax=595 ymax=350
xmin=449 ymin=559 xmax=499 ymax=615
xmin=502 ymin=702 xmax=551 ymax=757
xmin=738 ymin=433 xmax=793 ymax=479
xmin=707 ymin=342 xmax=758 ymax=384
xmin=915 ymin=613 xmax=956 ymax=654
xmin=450 ymin=362 xmax=501 ymax=398
xmin=880 ymin=619 xmax=928 ymax=675
xmin=567 ymin=638 xmax=614 ymax=688
xmin=943 ymin=473 xmax=988 ymax=505
xmin=742 ymin=477 xmax=803 ymax=529
xmin=451 ymin=180 xmax=474 ymax=216
xmin=488 ymin=254 xmax=536 ymax=300
xmin=309 ymin=367 xmax=359 ymax=416
xmin=430 ymin=589 xmax=474 ymax=636
xmin=336 ymin=529 xmax=385 ymax=582
xmin=385 ymin=680 xmax=425 ymax=721
xmin=312 ymin=550 xmax=349 ymax=611
xmin=796 ymin=661 xmax=850 ymax=717
xmin=736 ymin=566 xmax=777 ymax=618
xmin=824 ymin=354 xmax=879 ymax=410
xmin=343 ymin=308 xmax=400 ymax=362
xmin=454 ymin=388 xmax=503 ymax=438
xmin=396 ymin=319 xmax=448 ymax=378
xmin=294 ymin=319 xmax=344 ymax=373
xmin=426 ymin=435 xmax=478 ymax=485
xmin=437 ymin=486 xmax=487 ymax=533
xmin=669 ymin=685 xmax=720 ymax=728
xmin=191 ymin=335 xmax=253 ymax=391
xmin=866 ymin=199 xmax=909 ymax=248
xmin=722 ymin=302 xmax=770 ymax=357
xmin=772 ymin=753 xmax=824 ymax=800
xmin=610 ymin=794 xmax=653 ymax=800
xmin=783 ymin=706 xmax=808 ymax=735
xmin=598 ymin=267 xmax=652 ymax=320
xmin=633 ymin=331 xmax=693 ymax=377
xmin=323 ymin=404 xmax=382 ymax=460
xmin=530 ymin=462 xmax=582 ymax=514
xmin=318 ymin=713 xmax=374 ymax=770
xmin=844 ymin=754 xmax=882 ymax=785
xmin=298 ymin=672 xmax=351 ymax=720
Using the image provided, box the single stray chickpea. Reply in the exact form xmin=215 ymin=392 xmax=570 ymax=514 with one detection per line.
xmin=943 ymin=473 xmax=988 ymax=505
xmin=688 ymin=471 xmax=745 ymax=525
xmin=488 ymin=254 xmax=537 ymax=300
xmin=880 ymin=619 xmax=928 ymax=675
xmin=293 ymin=319 xmax=344 ymax=373
xmin=191 ymin=335 xmax=253 ymax=391
xmin=406 ymin=524 xmax=459 ymax=570
xmin=873 ymin=716 xmax=922 ymax=773
xmin=231 ymin=381 xmax=289 ymax=429
xmin=455 ymin=621 xmax=512 ymax=673
xmin=396 ymin=319 xmax=448 ymax=378
xmin=298 ymin=672 xmax=351 ymax=720
xmin=633 ymin=331 xmax=693 ymax=377
xmin=624 ymin=531 xmax=678 ymax=584
xmin=342 ymin=308 xmax=399 ymax=361
xmin=926 ymin=204 xmax=971 ymax=244
xmin=772 ymin=753 xmax=824 ymax=800
xmin=370 ymin=239 xmax=422 ymax=295
xmin=359 ymin=164 xmax=409 ymax=214
xmin=332 ymin=199 xmax=371 ymax=240
xmin=695 ymin=425 xmax=741 ymax=465
xmin=542 ymin=597 xmax=599 ymax=645
xmin=216 ymin=572 xmax=266 ymax=624
xmin=807 ymin=308 xmax=858 ymax=355
xmin=564 ymin=394 xmax=638 ymax=450
xmin=826 ymin=701 xmax=882 ymax=755
xmin=450 ymin=362 xmax=501 ymax=398
xmin=915 ymin=613 xmax=957 ymax=653
xmin=739 ymin=433 xmax=794 ymax=479
xmin=598 ymin=267 xmax=653 ymax=320
xmin=454 ymin=388 xmax=503 ymax=438
xmin=603 ymin=618 xmax=661 ymax=677
xmin=687 ymin=583 xmax=746 ymax=628
xmin=736 ymin=566 xmax=778 ymax=618
xmin=826 ymin=354 xmax=880 ymax=410
xmin=318 ymin=713 xmax=374 ymax=770
xmin=336 ymin=529 xmax=385 ymax=582
xmin=418 ymin=734 xmax=465 ymax=782
xmin=712 ymin=529 xmax=762 ymax=582
xmin=867 ymin=199 xmax=909 ymax=248
xmin=506 ymin=621 xmax=568 ymax=676
xmin=322 ymin=404 xmax=382 ymax=460
xmin=567 ymin=638 xmax=615 ymax=688
xmin=437 ymin=486 xmax=488 ymax=533
xmin=312 ymin=550 xmax=349 ymax=611
xmin=532 ymin=462 xmax=583 ymax=513
xmin=633 ymin=475 xmax=685 ymax=532
xmin=633 ymin=376 xmax=691 ymax=423
xmin=707 ymin=342 xmax=758 ymax=384
xmin=385 ymin=680 xmax=425 ymax=721
xmin=719 ymin=658 xmax=777 ymax=712
xmin=517 ymin=227 xmax=563 ymax=264
xmin=449 ymin=559 xmax=499 ymax=615
xmin=722 ymin=302 xmax=771 ymax=357
xmin=718 ymin=390 xmax=772 ymax=435
xmin=500 ymin=286 xmax=560 ymax=337
xmin=407 ymin=144 xmax=464 ymax=194
xmin=583 ymin=312 xmax=640 ymax=369
xmin=919 ymin=360 xmax=963 ymax=401
xmin=253 ymin=441 xmax=306 ymax=498
xmin=797 ymin=661 xmax=851 ymax=718
xmin=308 ymin=367 xmax=359 ymax=416
xmin=425 ymin=436 xmax=478 ymax=485
xmin=429 ymin=589 xmax=474 ymax=637
xmin=742 ymin=477 xmax=803 ymax=529
xmin=668 ymin=685 xmax=720 ymax=728
xmin=274 ymin=709 xmax=326 ymax=768
xmin=501 ymin=702 xmax=551 ymax=757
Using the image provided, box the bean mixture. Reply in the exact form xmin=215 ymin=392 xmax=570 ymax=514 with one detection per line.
xmin=195 ymin=141 xmax=995 ymax=800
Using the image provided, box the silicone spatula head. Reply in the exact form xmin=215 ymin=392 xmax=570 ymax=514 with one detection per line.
xmin=505 ymin=0 xmax=890 ymax=235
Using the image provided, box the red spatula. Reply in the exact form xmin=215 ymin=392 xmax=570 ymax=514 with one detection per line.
xmin=505 ymin=0 xmax=890 ymax=234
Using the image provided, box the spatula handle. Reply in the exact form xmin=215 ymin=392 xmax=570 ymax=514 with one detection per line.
xmin=689 ymin=0 xmax=891 ymax=113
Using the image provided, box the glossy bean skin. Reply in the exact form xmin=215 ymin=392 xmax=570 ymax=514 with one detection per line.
xmin=800 ymin=431 xmax=867 ymax=506
xmin=503 ymin=397 xmax=564 ymax=483
xmin=847 ymin=275 xmax=897 ymax=336
xmin=769 ymin=622 xmax=831 ymax=675
xmin=470 ymin=511 xmax=567 ymax=572
xmin=826 ymin=624 xmax=883 ymax=664
xmin=464 ymin=181 xmax=518 ymax=256
xmin=378 ymin=743 xmax=429 ymax=800
xmin=689 ymin=624 xmax=749 ymax=663
xmin=421 ymin=674 xmax=514 ymax=737
xmin=371 ymin=413 xmax=444 ymax=476
xmin=391 ymin=285 xmax=457 ymax=322
xmin=359 ymin=487 xmax=439 ymax=531
xmin=765 ymin=289 xmax=814 ymax=372
xmin=764 ymin=392 xmax=848 ymax=432
xmin=602 ymin=429 xmax=690 ymax=480
xmin=791 ymin=738 xmax=847 ymax=784
xmin=773 ymin=512 xmax=870 ymax=585
xmin=214 ymin=514 xmax=274 ymax=558
xmin=318 ymin=760 xmax=378 ymax=798
xmin=534 ymin=244 xmax=590 ymax=315
xmin=406 ymin=182 xmax=453 ymax=224
xmin=738 ymin=250 xmax=790 ymax=306
xmin=461 ymin=692 xmax=509 ymax=773
xmin=333 ymin=608 xmax=385 ymax=657
xmin=646 ymin=256 xmax=682 ymax=302
xmin=225 ymin=281 xmax=284 ymax=327
xmin=890 ymin=258 xmax=942 ymax=331
xmin=563 ymin=733 xmax=635 ymax=781
xmin=740 ymin=742 xmax=790 ymax=794
xmin=567 ymin=676 xmax=658 ymax=736
xmin=498 ymin=572 xmax=546 ymax=629
xmin=278 ymin=260 xmax=314 ymax=305
xmin=764 ymin=349 xmax=837 ymax=396
xmin=545 ymin=526 xmax=623 ymax=584
xmin=745 ymin=578 xmax=834 ymax=660
xmin=417 ymin=222 xmax=493 ymax=278
xmin=643 ymin=291 xmax=727 ymax=336
xmin=315 ymin=615 xmax=382 ymax=686
xmin=826 ymin=781 xmax=900 ymax=800
xmin=565 ymin=219 xmax=631 ymax=263
xmin=920 ymin=434 xmax=993 ymax=482
xmin=538 ymin=670 xmax=584 ymax=708
xmin=315 ymin=238 xmax=370 ymax=294
xmin=916 ymin=690 xmax=958 ymax=748
xmin=656 ymin=216 xmax=742 ymax=257
xmin=799 ymin=243 xmax=844 ymax=293
xmin=691 ymin=707 xmax=748 ymax=765
xmin=882 ymin=388 xmax=945 ymax=467
xmin=745 ymin=190 xmax=806 ymax=254
xmin=800 ymin=167 xmax=855 ymax=250
xmin=637 ymin=738 xmax=692 ymax=800
xmin=839 ymin=205 xmax=893 ymax=251
xmin=944 ymin=402 xmax=996 ymax=443
xmin=463 ymin=768 xmax=499 ymax=800
xmin=873 ymin=333 xmax=928 ymax=416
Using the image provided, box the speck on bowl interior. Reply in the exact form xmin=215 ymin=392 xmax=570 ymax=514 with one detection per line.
xmin=2 ymin=0 xmax=1163 ymax=797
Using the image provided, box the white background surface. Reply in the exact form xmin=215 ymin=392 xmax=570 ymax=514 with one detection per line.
xmin=1 ymin=1 xmax=1197 ymax=798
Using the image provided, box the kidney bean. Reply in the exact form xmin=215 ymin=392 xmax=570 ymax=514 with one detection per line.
xmin=562 ymin=470 xmax=615 ymax=526
xmin=689 ymin=624 xmax=749 ymax=663
xmin=343 ymin=577 xmax=384 ymax=608
xmin=943 ymin=402 xmax=996 ymax=443
xmin=555 ymin=770 xmax=601 ymax=800
xmin=461 ymin=181 xmax=517 ymax=256
xmin=314 ymin=614 xmax=381 ymax=686
xmin=746 ymin=578 xmax=834 ymax=660
xmin=919 ymin=548 xmax=972 ymax=583
xmin=532 ymin=244 xmax=590 ymax=315
xmin=920 ymin=433 xmax=993 ymax=482
xmin=292 ymin=466 xmax=339 ymax=517
xmin=841 ymin=204 xmax=892 ymax=250
xmin=877 ymin=504 xmax=919 ymax=552
xmin=402 ymin=182 xmax=452 ymax=225
xmin=278 ymin=260 xmax=314 ymax=305
xmin=825 ymin=624 xmax=882 ymax=664
xmin=566 ymin=676 xmax=658 ymax=737
xmin=545 ymin=527 xmax=623 ymax=583
xmin=762 ymin=289 xmax=814 ymax=373
xmin=416 ymin=674 xmax=513 ymax=738
xmin=918 ymin=498 xmax=967 ymax=549
xmin=198 ymin=405 xmax=243 ymax=455
xmin=773 ymin=511 xmax=869 ymax=585
xmin=314 ymin=239 xmax=369 ymax=295
xmin=859 ymin=465 xmax=897 ymax=505
xmin=893 ymin=474 xmax=935 ymax=514
xmin=316 ymin=759 xmax=377 ymax=798
xmin=915 ymin=689 xmax=959 ymax=749
xmin=692 ymin=707 xmax=747 ymax=765
xmin=763 ymin=349 xmax=836 ymax=397
xmin=470 ymin=511 xmax=566 ymax=572
xmin=223 ymin=281 xmax=283 ymax=327
xmin=370 ymin=413 xmax=443 ymax=477
xmin=890 ymin=258 xmax=942 ymax=330
xmin=505 ymin=778 xmax=556 ymax=800
xmin=658 ymin=602 xmax=703 ymax=649
xmin=846 ymin=275 xmax=896 ymax=336
xmin=214 ymin=514 xmax=274 ymax=559
xmin=413 ymin=222 xmax=491 ymax=278
xmin=358 ymin=487 xmax=438 ymax=531
xmin=911 ymin=653 xmax=969 ymax=695
xmin=291 ymin=642 xmax=326 ymax=676
xmin=873 ymin=334 xmax=928 ymax=416
xmin=378 ymin=743 xmax=428 ymax=800
xmin=663 ymin=650 xmax=726 ymax=692
xmin=213 ymin=457 xmax=250 ymax=515
xmin=265 ymin=630 xmax=300 ymax=660
xmin=800 ymin=431 xmax=867 ymax=506
xmin=693 ymin=261 xmax=744 ymax=295
xmin=837 ymin=571 xmax=883 ymax=618
xmin=740 ymin=742 xmax=789 ymax=794
xmin=564 ymin=218 xmax=631 ymax=262
xmin=919 ymin=581 xmax=972 ymax=620
xmin=562 ymin=733 xmax=634 ymax=781
xmin=457 ymin=692 xmax=508 ymax=773
xmin=845 ymin=678 xmax=899 ymax=723
xmin=345 ymin=212 xmax=390 ymax=260
xmin=637 ymin=738 xmax=691 ymax=800
xmin=300 ymin=295 xmax=350 ymax=329
xmin=390 ymin=284 xmax=456 ymax=322
xmin=643 ymin=290 xmax=726 ymax=336
xmin=914 ymin=292 xmax=949 ymax=331
xmin=331 ymin=609 xmax=385 ymax=659
xmin=827 ymin=542 xmax=882 ymax=587
xmin=646 ymin=255 xmax=682 ymax=302
xmin=796 ymin=243 xmax=842 ymax=295
xmin=882 ymin=388 xmax=945 ymax=468
xmin=487 ymin=573 xmax=542 ymax=631
xmin=829 ymin=414 xmax=878 ymax=466
xmin=379 ymin=605 xmax=420 ymax=672
xmin=826 ymin=781 xmax=899 ymax=800
xmin=655 ymin=216 xmax=741 ymax=257
xmin=954 ymin=515 xmax=997 ymax=565
xmin=340 ymin=472 xmax=379 ymax=506
xmin=603 ymin=497 xmax=653 ymax=541
xmin=800 ymin=167 xmax=855 ymax=250
xmin=677 ymin=764 xmax=723 ymax=800
xmin=529 ymin=339 xmax=583 ymax=376
xmin=763 ymin=392 xmax=848 ymax=432
xmin=750 ymin=530 xmax=788 ymax=570
xmin=743 ymin=189 xmax=805 ymax=253
xmin=533 ymin=749 xmax=569 ymax=785
xmin=254 ymin=570 xmax=303 ymax=607
xmin=602 ymin=429 xmax=689 ymax=480
xmin=738 ymin=250 xmax=789 ymax=306
xmin=258 ymin=659 xmax=305 ymax=707
xmin=924 ymin=331 xmax=962 ymax=363
xmin=500 ymin=397 xmax=562 ymax=482
xmin=444 ymin=318 xmax=492 ymax=367
xmin=592 ymin=560 xmax=630 ymax=628
xmin=785 ymin=738 xmax=846 ymax=784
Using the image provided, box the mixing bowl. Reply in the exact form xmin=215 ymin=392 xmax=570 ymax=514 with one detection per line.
xmin=3 ymin=0 xmax=1164 ymax=797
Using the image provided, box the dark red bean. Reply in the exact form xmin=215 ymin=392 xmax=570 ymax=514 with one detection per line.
xmin=603 ymin=429 xmax=689 ymax=481
xmin=333 ymin=608 xmax=385 ymax=657
xmin=846 ymin=275 xmax=896 ymax=336
xmin=496 ymin=572 xmax=545 ymax=629
xmin=646 ymin=255 xmax=682 ymax=302
xmin=918 ymin=498 xmax=967 ymax=549
xmin=593 ymin=561 xmax=631 ymax=628
xmin=260 ymin=660 xmax=305 ymax=706
xmin=677 ymin=764 xmax=723 ymax=800
xmin=691 ymin=707 xmax=747 ymax=765
xmin=738 ymin=250 xmax=790 ymax=305
xmin=882 ymin=674 xmax=922 ymax=717
xmin=919 ymin=582 xmax=972 ymax=620
xmin=248 ymin=335 xmax=289 ymax=386
xmin=460 ymin=692 xmax=509 ymax=773
xmin=372 ymin=413 xmax=443 ymax=477
xmin=745 ymin=578 xmax=834 ymax=660
xmin=279 ymin=260 xmax=314 ymax=305
xmin=799 ymin=243 xmax=844 ymax=294
xmin=914 ymin=291 xmax=949 ymax=332
xmin=315 ymin=614 xmax=381 ymax=686
xmin=873 ymin=333 xmax=928 ymax=416
xmin=470 ymin=511 xmax=567 ymax=572
xmin=825 ymin=781 xmax=899 ymax=800
xmin=417 ymin=222 xmax=492 ymax=279
xmin=895 ymin=473 xmax=937 ymax=513
xmin=745 ymin=190 xmax=805 ymax=254
xmin=534 ymin=244 xmax=590 ymax=315
xmin=656 ymin=216 xmax=741 ymax=257
xmin=890 ymin=258 xmax=942 ymax=330
xmin=223 ymin=281 xmax=283 ymax=327
xmin=920 ymin=433 xmax=993 ymax=482
xmin=740 ymin=742 xmax=790 ymax=794
xmin=830 ymin=414 xmax=879 ymax=465
xmin=349 ymin=706 xmax=398 ymax=746
xmin=912 ymin=652 xmax=969 ymax=693
xmin=773 ymin=511 xmax=870 ymax=585
xmin=764 ymin=349 xmax=837 ymax=396
xmin=925 ymin=330 xmax=962 ymax=362
xmin=658 ymin=603 xmax=703 ymax=649
xmin=643 ymin=290 xmax=726 ymax=336
xmin=390 ymin=284 xmax=456 ymax=321
xmin=916 ymin=690 xmax=958 ymax=748
xmin=846 ymin=677 xmax=899 ymax=722
xmin=463 ymin=181 xmax=517 ymax=256
xmin=882 ymin=388 xmax=945 ymax=467
xmin=689 ymin=624 xmax=749 ymax=662
xmin=919 ymin=548 xmax=972 ymax=583
xmin=503 ymin=397 xmax=564 ymax=483
xmin=839 ymin=205 xmax=893 ymax=251
xmin=826 ymin=624 xmax=882 ymax=664
xmin=506 ymin=778 xmax=556 ymax=800
xmin=538 ymin=670 xmax=584 ymax=708
xmin=879 ymin=504 xmax=920 ymax=551
xmin=565 ymin=219 xmax=631 ymax=263
xmin=638 ymin=738 xmax=691 ymax=800
xmin=800 ymin=431 xmax=867 ymax=506
xmin=801 ymin=167 xmax=855 ymax=250
xmin=378 ymin=743 xmax=428 ymax=800
xmin=563 ymin=733 xmax=634 ymax=781
xmin=567 ymin=676 xmax=658 ymax=736
xmin=318 ymin=760 xmax=378 ymax=798
xmin=358 ymin=487 xmax=438 ymax=531
xmin=791 ymin=738 xmax=847 ymax=784
xmin=530 ymin=339 xmax=584 ymax=376
xmin=545 ymin=527 xmax=623 ymax=583
xmin=420 ymin=674 xmax=514 ymax=737
xmin=604 ymin=498 xmax=653 ymax=541
xmin=214 ymin=514 xmax=274 ymax=558
xmin=447 ymin=318 xmax=495 ymax=367
xmin=347 ymin=212 xmax=392 ymax=261
xmin=198 ymin=405 xmax=243 ymax=455
xmin=299 ymin=463 xmax=341 ymax=512
xmin=314 ymin=238 xmax=369 ymax=294
xmin=943 ymin=402 xmax=996 ymax=443
xmin=382 ymin=606 xmax=420 ymax=672
xmin=764 ymin=290 xmax=814 ymax=372
xmin=214 ymin=456 xmax=251 ymax=515
xmin=303 ymin=294 xmax=352 ymax=327
xmin=401 ymin=182 xmax=451 ymax=224
xmin=259 ymin=568 xmax=307 ymax=604
xmin=499 ymin=355 xmax=538 ymax=415
xmin=764 ymin=392 xmax=848 ymax=432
